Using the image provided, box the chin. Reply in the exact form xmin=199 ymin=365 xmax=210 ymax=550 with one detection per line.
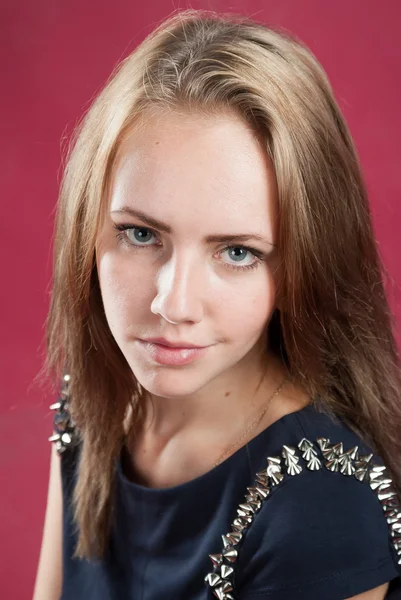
xmin=128 ymin=365 xmax=210 ymax=399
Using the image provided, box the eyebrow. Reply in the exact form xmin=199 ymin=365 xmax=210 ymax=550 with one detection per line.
xmin=110 ymin=207 xmax=276 ymax=247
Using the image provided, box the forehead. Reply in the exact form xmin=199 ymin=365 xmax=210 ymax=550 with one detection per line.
xmin=109 ymin=110 xmax=278 ymax=235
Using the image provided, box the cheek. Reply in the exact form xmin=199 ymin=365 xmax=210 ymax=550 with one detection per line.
xmin=96 ymin=252 xmax=147 ymax=336
xmin=213 ymin=267 xmax=277 ymax=339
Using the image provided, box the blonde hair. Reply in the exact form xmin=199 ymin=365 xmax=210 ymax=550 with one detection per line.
xmin=45 ymin=8 xmax=401 ymax=559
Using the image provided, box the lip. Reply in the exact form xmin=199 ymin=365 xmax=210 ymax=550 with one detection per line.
xmin=137 ymin=339 xmax=211 ymax=366
xmin=141 ymin=337 xmax=206 ymax=349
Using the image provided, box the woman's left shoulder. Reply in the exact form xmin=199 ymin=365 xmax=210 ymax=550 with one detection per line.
xmin=205 ymin=405 xmax=401 ymax=599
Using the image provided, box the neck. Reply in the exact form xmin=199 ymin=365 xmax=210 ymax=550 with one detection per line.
xmin=138 ymin=349 xmax=288 ymax=442
xmin=124 ymin=351 xmax=310 ymax=489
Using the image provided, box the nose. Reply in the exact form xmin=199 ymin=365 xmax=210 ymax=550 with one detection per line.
xmin=150 ymin=253 xmax=204 ymax=324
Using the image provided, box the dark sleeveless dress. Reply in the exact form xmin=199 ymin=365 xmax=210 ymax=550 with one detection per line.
xmin=52 ymin=402 xmax=401 ymax=599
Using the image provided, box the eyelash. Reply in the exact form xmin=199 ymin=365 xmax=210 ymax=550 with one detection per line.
xmin=112 ymin=223 xmax=265 ymax=272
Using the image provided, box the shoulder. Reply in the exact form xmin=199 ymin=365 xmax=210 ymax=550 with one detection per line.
xmin=48 ymin=375 xmax=81 ymax=491
xmin=48 ymin=375 xmax=80 ymax=452
xmin=205 ymin=405 xmax=401 ymax=600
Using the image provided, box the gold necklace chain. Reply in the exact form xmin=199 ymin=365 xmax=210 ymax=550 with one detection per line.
xmin=214 ymin=377 xmax=288 ymax=467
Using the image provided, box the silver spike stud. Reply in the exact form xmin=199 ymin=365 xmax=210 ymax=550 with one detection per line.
xmin=225 ymin=532 xmax=242 ymax=546
xmin=61 ymin=432 xmax=72 ymax=445
xmin=298 ymin=438 xmax=314 ymax=451
xmin=245 ymin=485 xmax=268 ymax=501
xmin=370 ymin=465 xmax=387 ymax=477
xmin=232 ymin=518 xmax=248 ymax=532
xmin=307 ymin=454 xmax=322 ymax=471
xmin=301 ymin=446 xmax=317 ymax=462
xmin=55 ymin=441 xmax=65 ymax=453
xmin=378 ymin=489 xmax=398 ymax=503
xmin=237 ymin=507 xmax=251 ymax=518
xmin=354 ymin=467 xmax=369 ymax=482
xmin=332 ymin=442 xmax=344 ymax=455
xmin=322 ymin=448 xmax=336 ymax=461
xmin=339 ymin=456 xmax=355 ymax=476
xmin=282 ymin=445 xmax=303 ymax=476
xmin=212 ymin=581 xmax=234 ymax=599
xmin=345 ymin=446 xmax=359 ymax=460
xmin=391 ymin=522 xmax=401 ymax=534
xmin=359 ymin=453 xmax=374 ymax=464
xmin=213 ymin=585 xmax=225 ymax=600
xmin=323 ymin=442 xmax=343 ymax=462
xmin=240 ymin=500 xmax=261 ymax=513
xmin=338 ymin=451 xmax=356 ymax=476
xmin=209 ymin=554 xmax=223 ymax=567
xmin=382 ymin=497 xmax=399 ymax=511
xmin=205 ymin=573 xmax=221 ymax=587
xmin=255 ymin=471 xmax=269 ymax=486
xmin=369 ymin=478 xmax=393 ymax=492
xmin=266 ymin=456 xmax=284 ymax=485
xmin=325 ymin=458 xmax=340 ymax=472
xmin=255 ymin=486 xmax=270 ymax=499
xmin=316 ymin=437 xmax=330 ymax=451
xmin=221 ymin=565 xmax=234 ymax=579
xmin=221 ymin=547 xmax=238 ymax=563
xmin=385 ymin=511 xmax=401 ymax=525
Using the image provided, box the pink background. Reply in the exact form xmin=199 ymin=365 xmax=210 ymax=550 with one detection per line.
xmin=1 ymin=1 xmax=400 ymax=597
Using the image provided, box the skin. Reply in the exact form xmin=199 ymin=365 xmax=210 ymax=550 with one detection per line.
xmin=347 ymin=584 xmax=389 ymax=600
xmin=95 ymin=108 xmax=308 ymax=484
xmin=95 ymin=110 xmax=390 ymax=599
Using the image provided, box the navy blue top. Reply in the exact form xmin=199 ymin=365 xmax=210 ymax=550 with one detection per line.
xmin=58 ymin=404 xmax=401 ymax=599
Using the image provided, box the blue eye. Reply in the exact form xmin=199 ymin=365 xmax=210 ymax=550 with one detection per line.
xmin=112 ymin=223 xmax=264 ymax=272
xmin=125 ymin=226 xmax=156 ymax=245
xmin=222 ymin=246 xmax=253 ymax=265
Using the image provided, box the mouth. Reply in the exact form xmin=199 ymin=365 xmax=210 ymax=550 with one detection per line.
xmin=141 ymin=337 xmax=207 ymax=349
xmin=137 ymin=339 xmax=212 ymax=366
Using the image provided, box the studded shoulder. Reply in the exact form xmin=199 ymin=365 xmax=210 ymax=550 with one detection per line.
xmin=48 ymin=374 xmax=80 ymax=454
xmin=204 ymin=436 xmax=401 ymax=600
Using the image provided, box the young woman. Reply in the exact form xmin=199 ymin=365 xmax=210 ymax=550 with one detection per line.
xmin=33 ymin=9 xmax=401 ymax=600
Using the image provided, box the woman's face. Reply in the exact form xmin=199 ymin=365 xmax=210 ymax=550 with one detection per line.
xmin=96 ymin=110 xmax=280 ymax=399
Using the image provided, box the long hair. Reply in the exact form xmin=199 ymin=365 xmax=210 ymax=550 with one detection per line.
xmin=45 ymin=8 xmax=401 ymax=560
